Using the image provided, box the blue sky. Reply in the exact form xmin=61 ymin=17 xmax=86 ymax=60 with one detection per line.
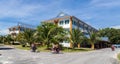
xmin=0 ymin=0 xmax=120 ymax=35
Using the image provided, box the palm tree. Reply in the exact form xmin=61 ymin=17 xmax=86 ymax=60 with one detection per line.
xmin=88 ymin=32 xmax=99 ymax=49
xmin=0 ymin=35 xmax=4 ymax=44
xmin=5 ymin=35 xmax=14 ymax=45
xmin=16 ymin=32 xmax=26 ymax=47
xmin=36 ymin=23 xmax=66 ymax=49
xmin=0 ymin=35 xmax=11 ymax=45
xmin=16 ymin=29 xmax=35 ymax=47
xmin=69 ymin=29 xmax=84 ymax=48
xmin=24 ymin=30 xmax=35 ymax=46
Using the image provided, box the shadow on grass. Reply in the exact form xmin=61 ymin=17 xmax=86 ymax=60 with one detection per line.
xmin=73 ymin=48 xmax=92 ymax=51
xmin=0 ymin=47 xmax=14 ymax=50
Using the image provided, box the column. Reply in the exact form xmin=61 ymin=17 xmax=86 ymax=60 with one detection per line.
xmin=70 ymin=16 xmax=73 ymax=48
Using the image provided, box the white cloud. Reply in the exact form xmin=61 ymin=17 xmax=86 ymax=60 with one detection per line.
xmin=0 ymin=29 xmax=9 ymax=35
xmin=90 ymin=0 xmax=120 ymax=8
xmin=0 ymin=0 xmax=65 ymax=22
xmin=0 ymin=0 xmax=43 ymax=18
xmin=111 ymin=25 xmax=120 ymax=29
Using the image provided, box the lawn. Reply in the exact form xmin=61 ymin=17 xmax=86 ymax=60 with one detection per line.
xmin=14 ymin=45 xmax=31 ymax=50
xmin=14 ymin=45 xmax=93 ymax=52
xmin=117 ymin=53 xmax=120 ymax=60
xmin=63 ymin=47 xmax=93 ymax=52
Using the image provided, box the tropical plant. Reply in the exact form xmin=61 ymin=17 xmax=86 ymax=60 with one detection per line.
xmin=0 ymin=35 xmax=14 ymax=44
xmin=5 ymin=35 xmax=14 ymax=44
xmin=36 ymin=23 xmax=66 ymax=49
xmin=16 ymin=32 xmax=26 ymax=46
xmin=16 ymin=29 xmax=35 ymax=47
xmin=88 ymin=32 xmax=100 ymax=49
xmin=0 ymin=35 xmax=4 ymax=44
xmin=69 ymin=29 xmax=84 ymax=48
xmin=99 ymin=28 xmax=120 ymax=44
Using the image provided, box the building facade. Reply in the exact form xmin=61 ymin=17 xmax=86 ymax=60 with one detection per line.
xmin=9 ymin=22 xmax=35 ymax=38
xmin=44 ymin=12 xmax=97 ymax=33
xmin=44 ymin=12 xmax=98 ymax=47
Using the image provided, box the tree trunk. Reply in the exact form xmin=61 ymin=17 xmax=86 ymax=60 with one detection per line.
xmin=70 ymin=42 xmax=73 ymax=48
xmin=47 ymin=42 xmax=50 ymax=49
xmin=77 ymin=43 xmax=80 ymax=48
xmin=91 ymin=43 xmax=94 ymax=49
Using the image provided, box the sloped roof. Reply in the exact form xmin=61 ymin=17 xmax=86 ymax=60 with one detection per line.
xmin=44 ymin=12 xmax=71 ymax=22
xmin=56 ymin=12 xmax=70 ymax=18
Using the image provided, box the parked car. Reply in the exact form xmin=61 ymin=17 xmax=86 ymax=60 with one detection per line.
xmin=113 ymin=44 xmax=120 ymax=48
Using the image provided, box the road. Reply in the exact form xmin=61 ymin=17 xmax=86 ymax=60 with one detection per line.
xmin=0 ymin=46 xmax=120 ymax=64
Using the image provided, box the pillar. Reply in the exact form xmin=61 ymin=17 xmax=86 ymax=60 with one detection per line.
xmin=70 ymin=16 xmax=73 ymax=48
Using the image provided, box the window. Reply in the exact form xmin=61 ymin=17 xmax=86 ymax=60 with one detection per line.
xmin=15 ymin=28 xmax=19 ymax=30
xmin=20 ymin=28 xmax=24 ymax=31
xmin=72 ymin=21 xmax=76 ymax=25
xmin=65 ymin=20 xmax=69 ymax=24
xmin=59 ymin=21 xmax=64 ymax=25
xmin=72 ymin=21 xmax=74 ymax=24
xmin=79 ymin=25 xmax=83 ymax=30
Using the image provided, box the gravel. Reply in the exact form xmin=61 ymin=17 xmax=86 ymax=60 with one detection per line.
xmin=0 ymin=46 xmax=120 ymax=64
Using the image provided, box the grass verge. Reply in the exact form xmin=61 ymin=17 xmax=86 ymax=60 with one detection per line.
xmin=62 ymin=47 xmax=93 ymax=52
xmin=14 ymin=45 xmax=93 ymax=52
xmin=117 ymin=53 xmax=120 ymax=60
xmin=14 ymin=45 xmax=30 ymax=50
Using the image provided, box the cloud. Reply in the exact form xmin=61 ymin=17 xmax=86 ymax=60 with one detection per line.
xmin=0 ymin=21 xmax=15 ymax=32
xmin=0 ymin=0 xmax=62 ymax=29
xmin=0 ymin=0 xmax=65 ymax=22
xmin=111 ymin=25 xmax=120 ymax=29
xmin=0 ymin=29 xmax=9 ymax=35
xmin=0 ymin=0 xmax=44 ymax=18
xmin=90 ymin=0 xmax=120 ymax=8
xmin=0 ymin=0 xmax=120 ymax=33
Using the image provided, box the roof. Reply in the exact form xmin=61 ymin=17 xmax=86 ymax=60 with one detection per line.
xmin=43 ymin=12 xmax=98 ymax=31
xmin=44 ymin=12 xmax=71 ymax=22
xmin=56 ymin=12 xmax=70 ymax=18
xmin=9 ymin=22 xmax=36 ymax=30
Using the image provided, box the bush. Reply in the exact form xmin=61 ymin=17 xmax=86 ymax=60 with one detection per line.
xmin=59 ymin=44 xmax=63 ymax=50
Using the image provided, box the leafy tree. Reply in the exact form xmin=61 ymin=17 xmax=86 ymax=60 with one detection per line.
xmin=69 ymin=29 xmax=84 ymax=48
xmin=0 ymin=35 xmax=13 ymax=45
xmin=36 ymin=23 xmax=66 ymax=49
xmin=0 ymin=35 xmax=4 ymax=44
xmin=16 ymin=29 xmax=35 ymax=47
xmin=16 ymin=32 xmax=26 ymax=46
xmin=99 ymin=28 xmax=120 ymax=44
xmin=5 ymin=35 xmax=14 ymax=44
xmin=88 ymin=32 xmax=100 ymax=49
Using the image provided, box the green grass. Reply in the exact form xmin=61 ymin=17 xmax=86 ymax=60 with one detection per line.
xmin=14 ymin=45 xmax=31 ymax=50
xmin=14 ymin=45 xmax=93 ymax=52
xmin=0 ymin=44 xmax=4 ymax=46
xmin=14 ymin=45 xmax=51 ymax=52
xmin=62 ymin=47 xmax=93 ymax=52
xmin=117 ymin=53 xmax=120 ymax=60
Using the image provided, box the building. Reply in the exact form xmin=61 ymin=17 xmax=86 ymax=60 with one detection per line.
xmin=44 ymin=12 xmax=98 ymax=47
xmin=9 ymin=22 xmax=35 ymax=38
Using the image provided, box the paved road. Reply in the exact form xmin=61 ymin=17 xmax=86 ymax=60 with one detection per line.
xmin=0 ymin=46 xmax=120 ymax=64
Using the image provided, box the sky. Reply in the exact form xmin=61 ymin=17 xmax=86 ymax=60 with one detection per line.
xmin=0 ymin=0 xmax=120 ymax=35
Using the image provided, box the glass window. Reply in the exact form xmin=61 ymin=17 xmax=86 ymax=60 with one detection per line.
xmin=72 ymin=21 xmax=75 ymax=25
xmin=16 ymin=28 xmax=19 ymax=30
xmin=73 ymin=21 xmax=76 ymax=25
xmin=20 ymin=27 xmax=25 ymax=31
xmin=59 ymin=21 xmax=64 ymax=25
xmin=79 ymin=26 xmax=83 ymax=30
xmin=65 ymin=20 xmax=69 ymax=24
